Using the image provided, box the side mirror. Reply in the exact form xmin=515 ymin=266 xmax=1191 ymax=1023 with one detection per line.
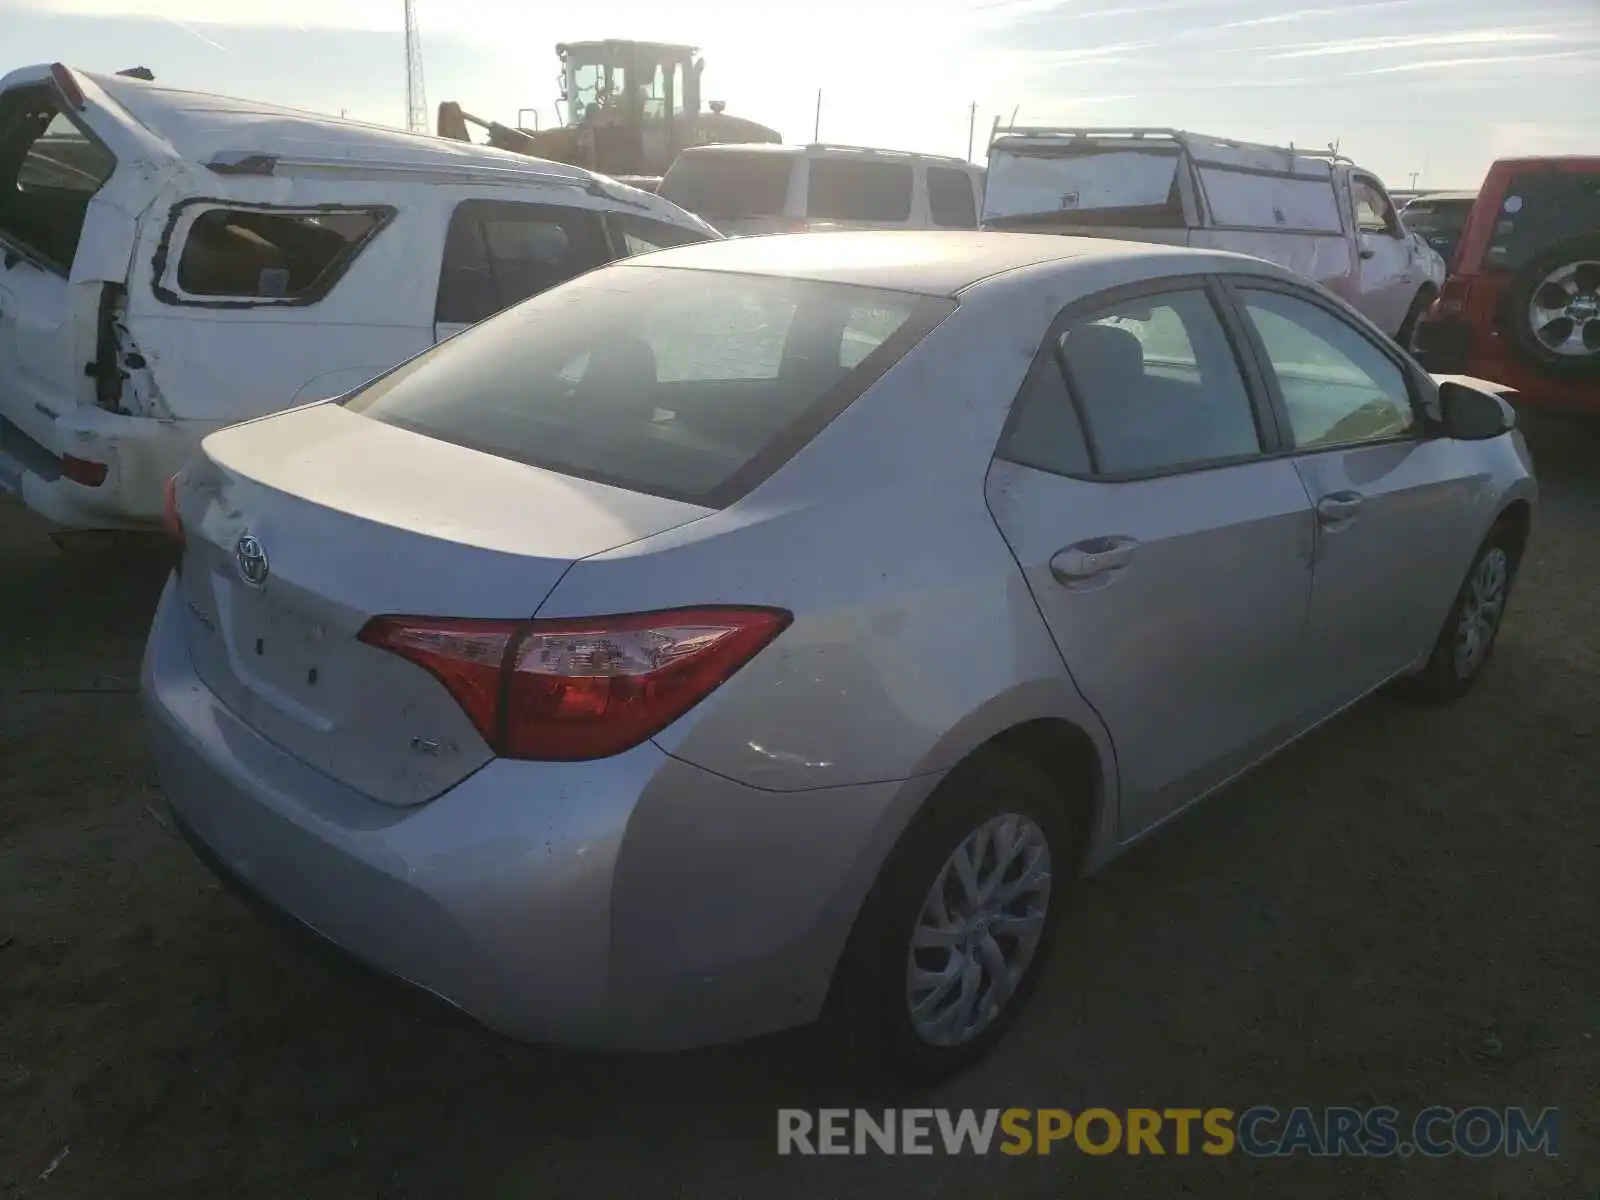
xmin=1438 ymin=379 xmax=1515 ymax=440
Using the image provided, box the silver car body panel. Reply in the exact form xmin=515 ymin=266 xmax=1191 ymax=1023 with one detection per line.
xmin=142 ymin=232 xmax=1537 ymax=1049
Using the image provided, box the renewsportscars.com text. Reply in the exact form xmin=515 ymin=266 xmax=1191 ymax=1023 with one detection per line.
xmin=777 ymin=1106 xmax=1560 ymax=1158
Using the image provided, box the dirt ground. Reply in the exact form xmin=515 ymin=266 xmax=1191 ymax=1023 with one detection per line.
xmin=2 ymin=420 xmax=1597 ymax=1200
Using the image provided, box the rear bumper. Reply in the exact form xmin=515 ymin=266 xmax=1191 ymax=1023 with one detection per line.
xmin=1413 ymin=317 xmax=1600 ymax=414
xmin=140 ymin=577 xmax=920 ymax=1049
xmin=0 ymin=408 xmax=225 ymax=532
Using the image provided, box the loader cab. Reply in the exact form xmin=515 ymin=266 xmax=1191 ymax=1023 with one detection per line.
xmin=557 ymin=40 xmax=703 ymax=176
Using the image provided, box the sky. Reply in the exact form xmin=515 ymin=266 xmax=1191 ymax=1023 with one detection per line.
xmin=3 ymin=0 xmax=1597 ymax=189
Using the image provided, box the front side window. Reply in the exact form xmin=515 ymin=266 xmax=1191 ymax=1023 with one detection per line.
xmin=436 ymin=200 xmax=608 ymax=325
xmin=926 ymin=166 xmax=978 ymax=228
xmin=350 ymin=266 xmax=952 ymax=506
xmin=1353 ymin=177 xmax=1399 ymax=236
xmin=0 ymin=85 xmax=116 ymax=271
xmin=606 ymin=212 xmax=713 ymax=258
xmin=806 ymin=159 xmax=914 ymax=223
xmin=175 ymin=207 xmax=388 ymax=300
xmin=1055 ymin=288 xmax=1262 ymax=475
xmin=1238 ymin=288 xmax=1415 ymax=448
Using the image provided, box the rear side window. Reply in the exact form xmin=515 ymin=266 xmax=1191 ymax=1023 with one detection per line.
xmin=806 ymin=159 xmax=914 ymax=223
xmin=659 ymin=152 xmax=794 ymax=219
xmin=176 ymin=208 xmax=388 ymax=300
xmin=1056 ymin=289 xmax=1261 ymax=475
xmin=436 ymin=200 xmax=609 ymax=325
xmin=606 ymin=211 xmax=715 ymax=258
xmin=927 ymin=166 xmax=978 ymax=228
xmin=347 ymin=266 xmax=954 ymax=507
xmin=999 ymin=354 xmax=1092 ymax=476
xmin=1483 ymin=170 xmax=1600 ymax=271
xmin=0 ymin=85 xmax=116 ymax=272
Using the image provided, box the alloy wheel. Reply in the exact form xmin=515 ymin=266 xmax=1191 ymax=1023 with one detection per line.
xmin=1528 ymin=260 xmax=1600 ymax=359
xmin=1454 ymin=547 xmax=1509 ymax=679
xmin=905 ymin=813 xmax=1053 ymax=1048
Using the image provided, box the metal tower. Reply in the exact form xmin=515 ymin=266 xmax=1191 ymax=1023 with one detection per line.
xmin=404 ymin=0 xmax=428 ymax=133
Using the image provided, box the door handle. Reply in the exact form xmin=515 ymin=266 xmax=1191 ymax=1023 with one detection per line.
xmin=1050 ymin=537 xmax=1138 ymax=583
xmin=1316 ymin=491 xmax=1364 ymax=523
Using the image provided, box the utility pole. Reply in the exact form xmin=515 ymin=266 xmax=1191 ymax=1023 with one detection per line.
xmin=967 ymin=101 xmax=977 ymax=162
xmin=813 ymin=89 xmax=822 ymax=142
xmin=1409 ymin=170 xmax=1420 ymax=191
xmin=404 ymin=0 xmax=428 ymax=134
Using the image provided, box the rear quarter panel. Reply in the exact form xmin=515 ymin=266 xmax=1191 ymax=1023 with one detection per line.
xmin=531 ymin=276 xmax=1120 ymax=798
xmin=121 ymin=176 xmax=451 ymax=423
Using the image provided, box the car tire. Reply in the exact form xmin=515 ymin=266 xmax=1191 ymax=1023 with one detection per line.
xmin=1395 ymin=286 xmax=1435 ymax=352
xmin=1504 ymin=234 xmax=1600 ymax=379
xmin=1399 ymin=523 xmax=1522 ymax=704
xmin=827 ymin=751 xmax=1083 ymax=1083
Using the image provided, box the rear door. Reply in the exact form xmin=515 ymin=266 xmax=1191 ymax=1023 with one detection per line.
xmin=984 ymin=277 xmax=1317 ymax=838
xmin=433 ymin=198 xmax=611 ymax=341
xmin=1224 ymin=278 xmax=1475 ymax=713
xmin=0 ymin=77 xmax=120 ymax=454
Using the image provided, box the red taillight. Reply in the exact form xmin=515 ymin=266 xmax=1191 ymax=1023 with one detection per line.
xmin=1437 ymin=277 xmax=1472 ymax=316
xmin=358 ymin=607 xmax=792 ymax=761
xmin=61 ymin=454 xmax=107 ymax=487
xmin=162 ymin=473 xmax=185 ymax=547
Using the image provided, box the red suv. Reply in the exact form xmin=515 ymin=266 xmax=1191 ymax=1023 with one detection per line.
xmin=1412 ymin=156 xmax=1600 ymax=414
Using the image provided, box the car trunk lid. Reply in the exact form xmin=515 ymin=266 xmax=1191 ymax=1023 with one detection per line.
xmin=174 ymin=401 xmax=712 ymax=806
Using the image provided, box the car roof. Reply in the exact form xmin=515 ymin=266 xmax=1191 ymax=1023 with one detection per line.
xmin=621 ymin=231 xmax=1270 ymax=297
xmin=1407 ymin=191 xmax=1478 ymax=205
xmin=1488 ymin=155 xmax=1600 ymax=169
xmin=675 ymin=142 xmax=975 ymax=167
xmin=78 ymin=70 xmax=600 ymax=185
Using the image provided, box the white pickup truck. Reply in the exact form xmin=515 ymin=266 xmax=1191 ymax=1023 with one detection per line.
xmin=982 ymin=127 xmax=1446 ymax=343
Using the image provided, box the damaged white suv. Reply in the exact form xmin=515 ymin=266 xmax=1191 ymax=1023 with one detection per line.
xmin=0 ymin=64 xmax=718 ymax=535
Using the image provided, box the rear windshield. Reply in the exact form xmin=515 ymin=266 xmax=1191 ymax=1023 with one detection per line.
xmin=1483 ymin=170 xmax=1600 ymax=271
xmin=984 ymin=146 xmax=1184 ymax=228
xmin=805 ymin=159 xmax=914 ymax=223
xmin=344 ymin=266 xmax=954 ymax=507
xmin=660 ymin=152 xmax=793 ymax=219
xmin=1401 ymin=197 xmax=1474 ymax=262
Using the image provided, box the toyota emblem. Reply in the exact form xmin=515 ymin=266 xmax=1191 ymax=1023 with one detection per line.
xmin=235 ymin=533 xmax=269 ymax=587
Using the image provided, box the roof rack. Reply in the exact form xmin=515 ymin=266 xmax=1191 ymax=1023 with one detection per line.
xmin=989 ymin=126 xmax=1355 ymax=169
xmin=204 ymin=149 xmax=648 ymax=204
xmin=806 ymin=142 xmax=971 ymax=164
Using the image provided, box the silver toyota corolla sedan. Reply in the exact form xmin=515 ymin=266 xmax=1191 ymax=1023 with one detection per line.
xmin=143 ymin=231 xmax=1536 ymax=1078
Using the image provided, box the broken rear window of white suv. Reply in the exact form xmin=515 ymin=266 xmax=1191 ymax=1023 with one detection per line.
xmin=343 ymin=265 xmax=955 ymax=507
xmin=0 ymin=85 xmax=115 ymax=272
xmin=168 ymin=206 xmax=391 ymax=303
